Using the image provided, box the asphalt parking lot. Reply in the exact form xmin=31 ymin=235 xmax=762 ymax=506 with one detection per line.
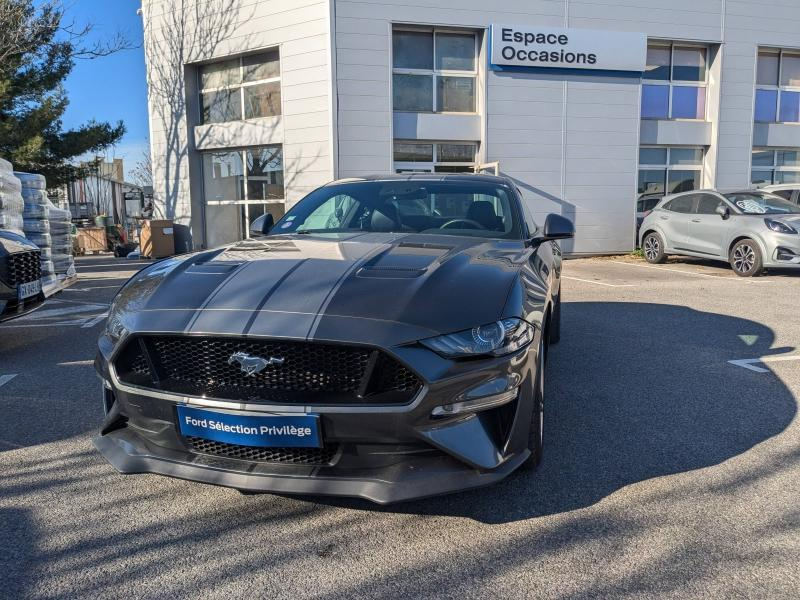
xmin=1 ymin=254 xmax=798 ymax=598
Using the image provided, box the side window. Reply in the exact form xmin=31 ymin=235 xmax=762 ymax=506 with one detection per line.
xmin=773 ymin=189 xmax=793 ymax=201
xmin=664 ymin=195 xmax=694 ymax=213
xmin=695 ymin=194 xmax=724 ymax=215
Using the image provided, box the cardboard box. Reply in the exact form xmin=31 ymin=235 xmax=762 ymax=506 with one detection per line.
xmin=140 ymin=219 xmax=175 ymax=258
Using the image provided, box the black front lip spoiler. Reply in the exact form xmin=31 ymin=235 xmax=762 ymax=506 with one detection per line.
xmin=0 ymin=293 xmax=46 ymax=322
xmin=93 ymin=428 xmax=528 ymax=505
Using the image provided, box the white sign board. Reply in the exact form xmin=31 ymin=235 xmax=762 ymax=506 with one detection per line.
xmin=490 ymin=24 xmax=647 ymax=72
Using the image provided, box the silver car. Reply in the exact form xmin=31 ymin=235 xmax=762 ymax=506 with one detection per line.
xmin=761 ymin=184 xmax=800 ymax=205
xmin=639 ymin=189 xmax=800 ymax=276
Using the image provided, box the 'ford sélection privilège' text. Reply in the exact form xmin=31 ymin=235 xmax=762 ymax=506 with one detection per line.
xmin=93 ymin=174 xmax=573 ymax=503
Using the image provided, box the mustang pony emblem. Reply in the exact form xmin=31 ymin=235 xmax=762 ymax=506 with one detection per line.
xmin=228 ymin=352 xmax=285 ymax=376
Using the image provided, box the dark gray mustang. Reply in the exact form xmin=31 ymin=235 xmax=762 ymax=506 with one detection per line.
xmin=95 ymin=174 xmax=573 ymax=503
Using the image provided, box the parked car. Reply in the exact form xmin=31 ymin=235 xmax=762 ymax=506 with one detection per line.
xmin=94 ymin=173 xmax=574 ymax=503
xmin=639 ymin=189 xmax=800 ymax=276
xmin=761 ymin=184 xmax=800 ymax=205
xmin=635 ymin=193 xmax=664 ymax=244
xmin=0 ymin=229 xmax=44 ymax=322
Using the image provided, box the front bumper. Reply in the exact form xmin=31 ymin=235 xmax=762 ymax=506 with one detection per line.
xmin=93 ymin=332 xmax=540 ymax=504
xmin=94 ymin=427 xmax=529 ymax=504
xmin=761 ymin=234 xmax=800 ymax=268
xmin=0 ymin=283 xmax=45 ymax=323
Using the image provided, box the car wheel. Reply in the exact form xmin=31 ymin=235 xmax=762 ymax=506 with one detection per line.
xmin=642 ymin=232 xmax=667 ymax=264
xmin=521 ymin=333 xmax=546 ymax=471
xmin=549 ymin=294 xmax=561 ymax=345
xmin=729 ymin=239 xmax=763 ymax=277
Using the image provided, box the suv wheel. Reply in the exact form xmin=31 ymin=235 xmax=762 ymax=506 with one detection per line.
xmin=642 ymin=232 xmax=667 ymax=263
xmin=730 ymin=239 xmax=763 ymax=277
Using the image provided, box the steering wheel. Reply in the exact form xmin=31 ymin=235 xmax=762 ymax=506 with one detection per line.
xmin=441 ymin=218 xmax=486 ymax=230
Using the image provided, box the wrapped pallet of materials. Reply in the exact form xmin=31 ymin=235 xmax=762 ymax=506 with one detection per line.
xmin=47 ymin=202 xmax=75 ymax=277
xmin=15 ymin=171 xmax=54 ymax=275
xmin=0 ymin=160 xmax=25 ymax=236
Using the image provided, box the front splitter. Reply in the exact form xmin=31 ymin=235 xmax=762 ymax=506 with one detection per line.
xmin=93 ymin=428 xmax=528 ymax=504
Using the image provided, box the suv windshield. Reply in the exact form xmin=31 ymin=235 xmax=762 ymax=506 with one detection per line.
xmin=271 ymin=180 xmax=524 ymax=239
xmin=724 ymin=192 xmax=800 ymax=215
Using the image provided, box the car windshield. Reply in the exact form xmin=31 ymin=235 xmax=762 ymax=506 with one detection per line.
xmin=271 ymin=180 xmax=524 ymax=239
xmin=724 ymin=192 xmax=800 ymax=215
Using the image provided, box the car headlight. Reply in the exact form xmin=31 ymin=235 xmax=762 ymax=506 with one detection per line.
xmin=421 ymin=318 xmax=534 ymax=358
xmin=105 ymin=301 xmax=129 ymax=344
xmin=765 ymin=218 xmax=798 ymax=234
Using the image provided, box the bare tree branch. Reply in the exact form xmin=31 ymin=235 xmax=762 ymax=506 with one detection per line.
xmin=0 ymin=0 xmax=137 ymax=67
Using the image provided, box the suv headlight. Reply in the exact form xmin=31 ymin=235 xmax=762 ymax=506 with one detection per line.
xmin=421 ymin=318 xmax=534 ymax=358
xmin=765 ymin=218 xmax=798 ymax=234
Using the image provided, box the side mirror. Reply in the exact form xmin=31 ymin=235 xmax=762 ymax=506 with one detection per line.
xmin=715 ymin=204 xmax=730 ymax=219
xmin=529 ymin=214 xmax=575 ymax=246
xmin=249 ymin=213 xmax=275 ymax=238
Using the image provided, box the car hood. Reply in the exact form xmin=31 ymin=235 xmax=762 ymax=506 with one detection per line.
xmin=771 ymin=214 xmax=800 ymax=226
xmin=113 ymin=232 xmax=530 ymax=346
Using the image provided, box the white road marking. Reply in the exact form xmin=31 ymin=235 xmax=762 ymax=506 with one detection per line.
xmin=0 ymin=318 xmax=101 ymax=328
xmin=81 ymin=313 xmax=108 ymax=328
xmin=58 ymin=360 xmax=94 ymax=366
xmin=78 ymin=262 xmax=149 ymax=268
xmin=728 ymin=355 xmax=800 ymax=373
xmin=0 ymin=374 xmax=18 ymax=388
xmin=562 ymin=276 xmax=635 ymax=288
xmin=64 ymin=285 xmax=122 ymax=292
xmin=13 ymin=304 xmax=107 ymax=321
xmin=46 ymin=298 xmax=110 ymax=307
xmin=608 ymin=260 xmax=773 ymax=282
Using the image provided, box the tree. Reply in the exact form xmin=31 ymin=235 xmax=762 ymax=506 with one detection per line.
xmin=130 ymin=144 xmax=153 ymax=189
xmin=0 ymin=0 xmax=133 ymax=185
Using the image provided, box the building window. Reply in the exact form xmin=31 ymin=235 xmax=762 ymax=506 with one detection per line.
xmin=755 ymin=49 xmax=800 ymax=123
xmin=199 ymin=50 xmax=281 ymax=125
xmin=201 ymin=145 xmax=284 ymax=246
xmin=393 ymin=141 xmax=477 ymax=172
xmin=641 ymin=43 xmax=707 ymax=120
xmin=638 ymin=146 xmax=704 ymax=195
xmin=392 ymin=29 xmax=477 ymax=113
xmin=751 ymin=149 xmax=800 ymax=186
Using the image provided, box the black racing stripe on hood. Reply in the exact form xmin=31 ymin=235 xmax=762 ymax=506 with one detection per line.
xmin=305 ymin=238 xmax=403 ymax=339
xmin=183 ymin=260 xmax=255 ymax=333
xmin=242 ymin=259 xmax=308 ymax=335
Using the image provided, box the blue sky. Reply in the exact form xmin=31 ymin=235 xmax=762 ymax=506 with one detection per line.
xmin=60 ymin=0 xmax=149 ymax=181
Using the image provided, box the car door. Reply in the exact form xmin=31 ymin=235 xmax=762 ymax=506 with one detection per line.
xmin=657 ymin=194 xmax=695 ymax=249
xmin=685 ymin=193 xmax=730 ymax=257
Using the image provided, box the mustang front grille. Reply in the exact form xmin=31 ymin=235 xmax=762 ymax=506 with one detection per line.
xmin=2 ymin=250 xmax=41 ymax=286
xmin=185 ymin=436 xmax=339 ymax=465
xmin=114 ymin=335 xmax=422 ymax=405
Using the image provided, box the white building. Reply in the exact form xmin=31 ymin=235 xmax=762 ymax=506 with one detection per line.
xmin=141 ymin=0 xmax=800 ymax=253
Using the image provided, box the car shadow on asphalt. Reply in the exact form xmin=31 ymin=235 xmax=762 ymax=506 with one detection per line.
xmin=305 ymin=301 xmax=797 ymax=523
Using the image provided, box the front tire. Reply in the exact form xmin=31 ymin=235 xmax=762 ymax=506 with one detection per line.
xmin=549 ymin=294 xmax=561 ymax=345
xmin=642 ymin=232 xmax=667 ymax=263
xmin=730 ymin=239 xmax=763 ymax=277
xmin=521 ymin=334 xmax=546 ymax=471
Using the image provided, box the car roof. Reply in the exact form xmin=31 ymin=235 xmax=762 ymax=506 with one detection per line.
xmin=323 ymin=172 xmax=515 ymax=187
xmin=762 ymin=183 xmax=800 ymax=190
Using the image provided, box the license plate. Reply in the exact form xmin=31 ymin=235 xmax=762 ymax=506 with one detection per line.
xmin=176 ymin=406 xmax=322 ymax=448
xmin=18 ymin=279 xmax=42 ymax=301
